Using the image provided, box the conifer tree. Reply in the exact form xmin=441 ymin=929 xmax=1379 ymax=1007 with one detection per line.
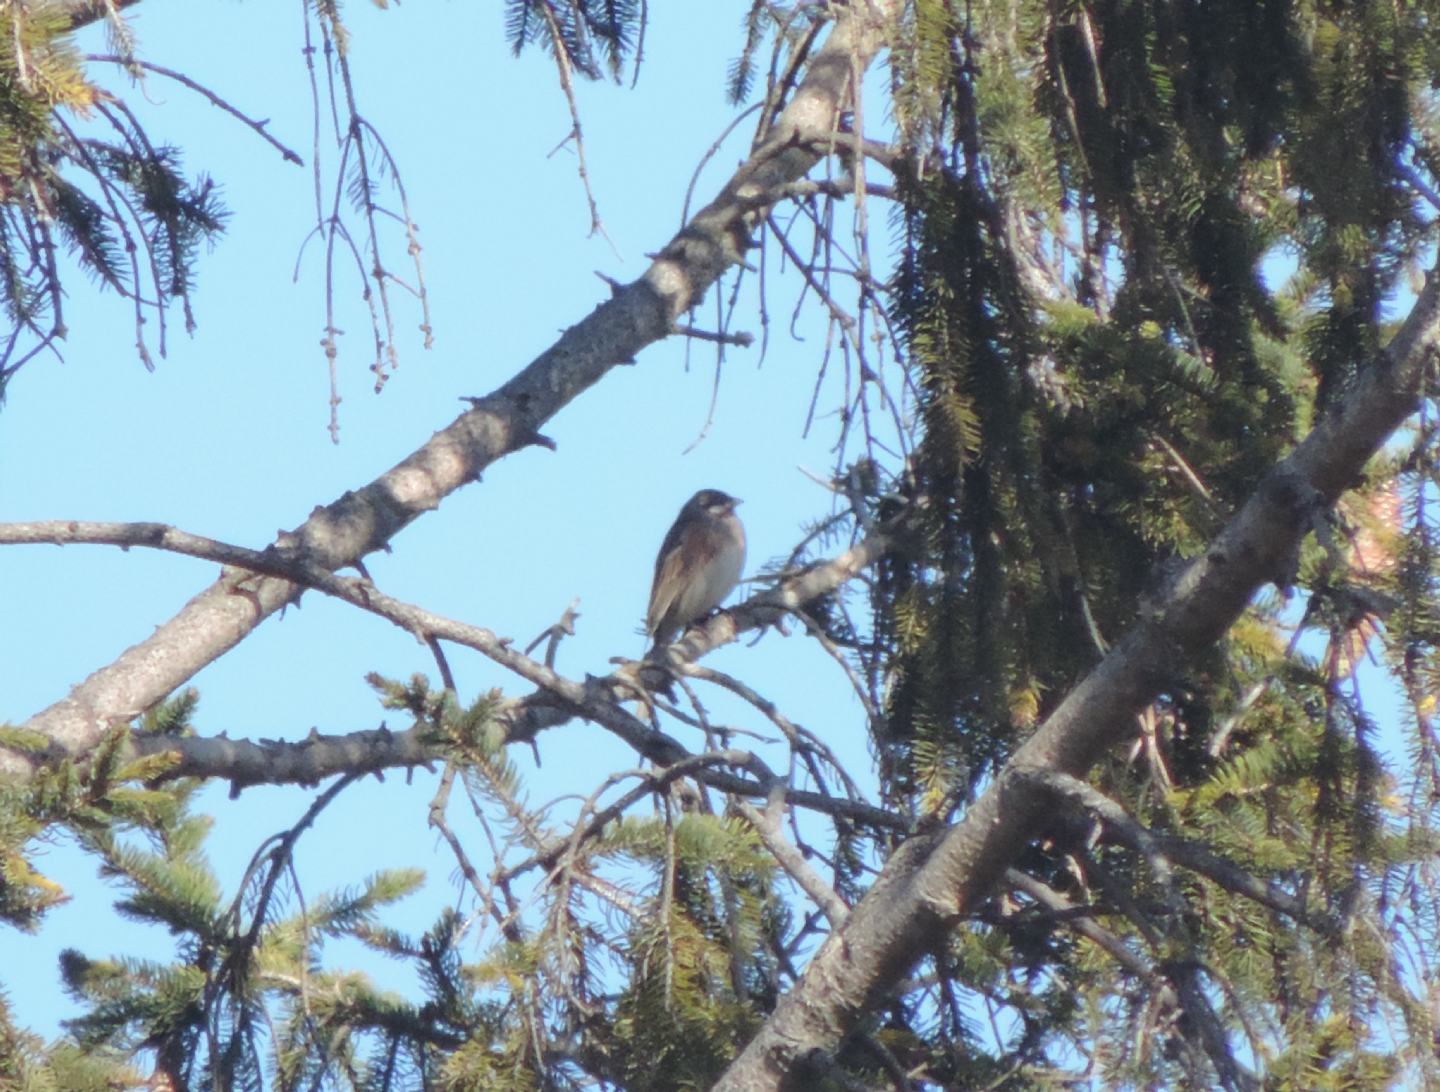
xmin=4 ymin=2 xmax=1440 ymax=1089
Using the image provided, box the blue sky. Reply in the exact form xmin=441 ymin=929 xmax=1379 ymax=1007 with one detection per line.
xmin=1 ymin=0 xmax=892 ymax=1040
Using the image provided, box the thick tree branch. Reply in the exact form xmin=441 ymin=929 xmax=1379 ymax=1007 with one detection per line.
xmin=8 ymin=517 xmax=903 ymax=830
xmin=60 ymin=0 xmax=141 ymax=33
xmin=129 ymin=722 xmax=438 ymax=790
xmin=714 ymin=269 xmax=1440 ymax=1088
xmin=1 ymin=0 xmax=897 ymax=782
xmin=0 ymin=518 xmax=890 ymax=743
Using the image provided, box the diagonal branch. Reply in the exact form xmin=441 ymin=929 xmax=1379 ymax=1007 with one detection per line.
xmin=1019 ymin=768 xmax=1334 ymax=933
xmin=3 ymin=516 xmax=903 ymax=829
xmin=0 ymin=518 xmax=892 ymax=744
xmin=738 ymin=795 xmax=851 ymax=929
xmin=87 ymin=55 xmax=304 ymax=165
xmin=714 ymin=266 xmax=1440 ymax=1088
xmin=1 ymin=0 xmax=898 ymax=782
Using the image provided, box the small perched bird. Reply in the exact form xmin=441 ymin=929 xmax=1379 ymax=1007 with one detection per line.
xmin=646 ymin=489 xmax=746 ymax=653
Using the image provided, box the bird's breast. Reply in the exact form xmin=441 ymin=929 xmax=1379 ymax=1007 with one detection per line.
xmin=677 ymin=523 xmax=745 ymax=622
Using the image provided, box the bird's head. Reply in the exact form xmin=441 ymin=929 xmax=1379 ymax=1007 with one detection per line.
xmin=690 ymin=489 xmax=741 ymax=518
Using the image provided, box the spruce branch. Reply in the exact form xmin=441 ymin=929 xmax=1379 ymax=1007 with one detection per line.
xmin=1003 ymin=868 xmax=1152 ymax=983
xmin=0 ymin=515 xmax=895 ymax=761
xmin=427 ymin=760 xmax=514 ymax=939
xmin=537 ymin=0 xmax=609 ymax=244
xmin=497 ymin=750 xmax=750 ymax=890
xmin=1004 ymin=867 xmax=1260 ymax=1090
xmin=678 ymin=660 xmax=867 ymax=808
xmin=736 ymin=795 xmax=849 ymax=929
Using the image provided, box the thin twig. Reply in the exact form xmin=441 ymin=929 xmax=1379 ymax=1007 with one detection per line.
xmin=88 ymin=55 xmax=304 ymax=164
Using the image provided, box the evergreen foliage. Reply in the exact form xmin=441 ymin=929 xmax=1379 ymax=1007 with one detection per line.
xmin=505 ymin=0 xmax=645 ymax=82
xmin=862 ymin=1 xmax=1440 ymax=1085
xmin=0 ymin=3 xmax=224 ymax=383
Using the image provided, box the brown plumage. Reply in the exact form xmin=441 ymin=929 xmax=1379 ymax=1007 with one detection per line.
xmin=645 ymin=489 xmax=746 ymax=653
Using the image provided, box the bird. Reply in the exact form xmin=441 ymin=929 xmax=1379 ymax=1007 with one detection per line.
xmin=645 ymin=489 xmax=746 ymax=654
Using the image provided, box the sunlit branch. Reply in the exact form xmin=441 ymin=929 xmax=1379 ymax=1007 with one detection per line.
xmin=737 ymin=795 xmax=850 ymax=929
xmin=88 ymin=55 xmax=303 ymax=165
xmin=10 ymin=518 xmax=907 ymax=832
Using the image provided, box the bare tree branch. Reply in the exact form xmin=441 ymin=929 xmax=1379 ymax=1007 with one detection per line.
xmin=714 ymin=266 xmax=1440 ymax=1088
xmin=737 ymin=796 xmax=850 ymax=929
xmin=0 ymin=518 xmax=893 ymax=746
xmin=87 ymin=55 xmax=304 ymax=165
xmin=1 ymin=0 xmax=897 ymax=782
xmin=130 ymin=722 xmax=438 ymax=790
xmin=125 ymin=717 xmax=904 ymax=830
xmin=5 ymin=518 xmax=904 ymax=831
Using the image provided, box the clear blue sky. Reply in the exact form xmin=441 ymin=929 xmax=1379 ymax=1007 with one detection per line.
xmin=1 ymin=1 xmax=886 ymax=1040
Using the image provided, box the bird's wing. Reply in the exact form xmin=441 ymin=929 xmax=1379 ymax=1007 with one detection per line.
xmin=646 ymin=529 xmax=690 ymax=636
